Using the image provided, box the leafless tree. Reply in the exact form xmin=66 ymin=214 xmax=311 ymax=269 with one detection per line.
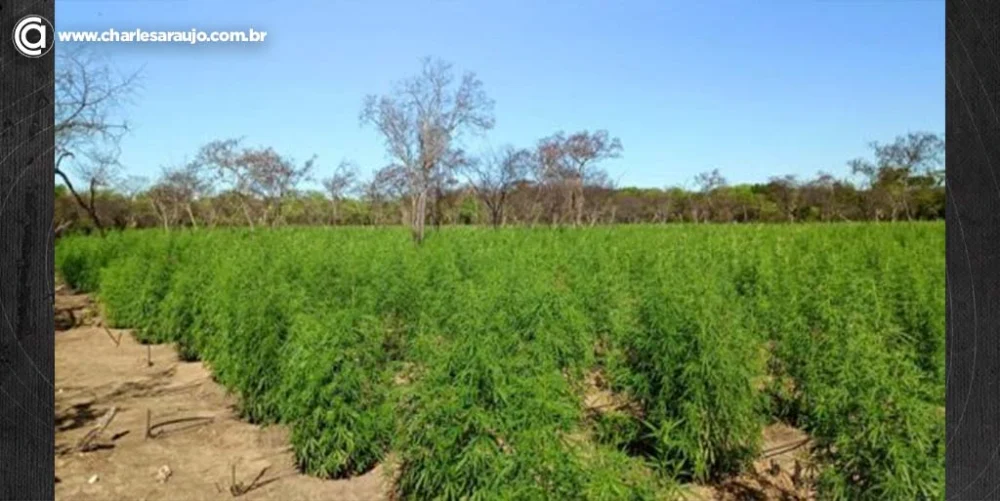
xmin=158 ymin=162 xmax=211 ymax=228
xmin=55 ymin=47 xmax=142 ymax=235
xmin=193 ymin=138 xmax=315 ymax=228
xmin=322 ymin=160 xmax=359 ymax=225
xmin=240 ymin=148 xmax=316 ymax=226
xmin=146 ymin=183 xmax=180 ymax=231
xmin=70 ymin=149 xmax=124 ymax=232
xmin=562 ymin=130 xmax=623 ymax=226
xmin=360 ymin=57 xmax=495 ymax=243
xmin=532 ymin=131 xmax=622 ymax=226
xmin=464 ymin=145 xmax=532 ymax=228
xmin=533 ymin=133 xmax=573 ymax=226
xmin=192 ymin=139 xmax=253 ymax=226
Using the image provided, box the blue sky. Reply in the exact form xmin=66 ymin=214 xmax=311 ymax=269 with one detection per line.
xmin=57 ymin=0 xmax=943 ymax=190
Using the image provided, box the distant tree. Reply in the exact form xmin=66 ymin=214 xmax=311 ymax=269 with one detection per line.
xmin=361 ymin=57 xmax=495 ymax=243
xmin=562 ymin=130 xmax=623 ymax=226
xmin=239 ymin=148 xmax=315 ymax=226
xmin=804 ymin=171 xmax=839 ymax=222
xmin=464 ymin=145 xmax=533 ymax=228
xmin=694 ymin=169 xmax=728 ymax=222
xmin=146 ymin=182 xmax=181 ymax=231
xmin=322 ymin=160 xmax=359 ymax=225
xmin=157 ymin=162 xmax=211 ymax=228
xmin=118 ymin=175 xmax=148 ymax=211
xmin=849 ymin=132 xmax=944 ymax=221
xmin=534 ymin=134 xmax=572 ymax=226
xmin=766 ymin=175 xmax=801 ymax=222
xmin=193 ymin=138 xmax=315 ymax=228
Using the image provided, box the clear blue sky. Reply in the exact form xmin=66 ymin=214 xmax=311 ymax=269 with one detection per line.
xmin=57 ymin=0 xmax=943 ymax=190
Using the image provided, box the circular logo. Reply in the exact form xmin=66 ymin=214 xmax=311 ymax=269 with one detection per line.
xmin=12 ymin=15 xmax=54 ymax=58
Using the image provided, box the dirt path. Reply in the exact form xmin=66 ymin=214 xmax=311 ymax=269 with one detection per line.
xmin=54 ymin=286 xmax=389 ymax=501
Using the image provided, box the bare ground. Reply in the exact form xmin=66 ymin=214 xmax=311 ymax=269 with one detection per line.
xmin=54 ymin=286 xmax=390 ymax=501
xmin=56 ymin=285 xmax=815 ymax=501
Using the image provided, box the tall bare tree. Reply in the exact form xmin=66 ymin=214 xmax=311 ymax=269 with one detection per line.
xmin=55 ymin=47 xmax=141 ymax=235
xmin=360 ymin=57 xmax=495 ymax=243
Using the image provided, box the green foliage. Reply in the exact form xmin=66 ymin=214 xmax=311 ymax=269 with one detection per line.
xmin=55 ymin=222 xmax=943 ymax=500
xmin=279 ymin=310 xmax=394 ymax=477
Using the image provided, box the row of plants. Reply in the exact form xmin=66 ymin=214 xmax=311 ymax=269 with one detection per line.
xmin=56 ymin=222 xmax=944 ymax=499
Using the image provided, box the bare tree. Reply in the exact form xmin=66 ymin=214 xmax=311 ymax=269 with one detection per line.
xmin=146 ymin=183 xmax=180 ymax=231
xmin=534 ymin=134 xmax=572 ymax=226
xmin=464 ymin=145 xmax=532 ymax=228
xmin=562 ymin=130 xmax=623 ymax=226
xmin=193 ymin=139 xmax=254 ymax=227
xmin=158 ymin=162 xmax=211 ymax=228
xmin=532 ymin=131 xmax=622 ymax=226
xmin=361 ymin=57 xmax=495 ymax=243
xmin=55 ymin=47 xmax=142 ymax=235
xmin=322 ymin=160 xmax=359 ymax=225
xmin=71 ymin=149 xmax=123 ymax=233
xmin=194 ymin=138 xmax=315 ymax=228
xmin=239 ymin=148 xmax=315 ymax=226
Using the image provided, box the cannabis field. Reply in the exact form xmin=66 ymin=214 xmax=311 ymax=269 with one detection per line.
xmin=55 ymin=223 xmax=944 ymax=500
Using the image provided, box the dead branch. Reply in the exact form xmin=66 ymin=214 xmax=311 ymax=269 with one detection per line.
xmin=103 ymin=326 xmax=121 ymax=347
xmin=227 ymin=461 xmax=270 ymax=497
xmin=76 ymin=406 xmax=117 ymax=452
xmin=146 ymin=415 xmax=215 ymax=439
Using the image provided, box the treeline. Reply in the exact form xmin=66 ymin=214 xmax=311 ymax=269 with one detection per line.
xmin=56 ymin=131 xmax=944 ymax=234
xmin=54 ymin=54 xmax=943 ymax=236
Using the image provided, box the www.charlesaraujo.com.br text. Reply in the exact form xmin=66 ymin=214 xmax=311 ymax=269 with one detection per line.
xmin=57 ymin=28 xmax=267 ymax=44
